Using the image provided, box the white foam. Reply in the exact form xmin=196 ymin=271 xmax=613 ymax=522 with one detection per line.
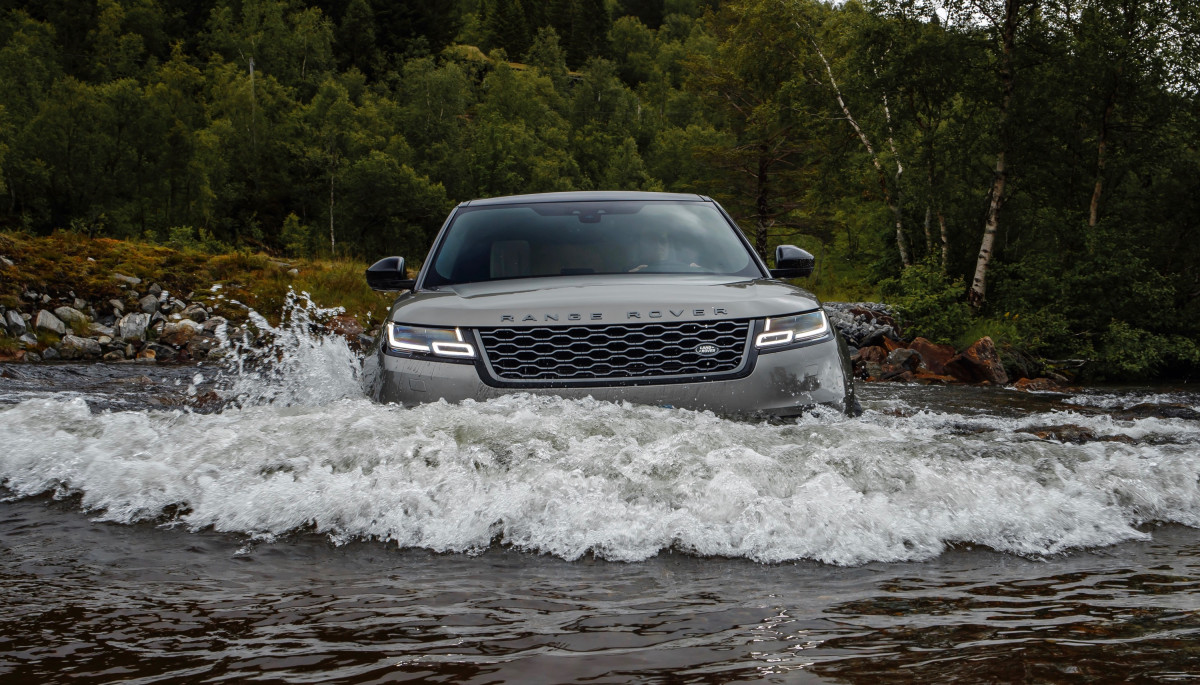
xmin=2 ymin=293 xmax=1198 ymax=565
xmin=2 ymin=391 xmax=1198 ymax=565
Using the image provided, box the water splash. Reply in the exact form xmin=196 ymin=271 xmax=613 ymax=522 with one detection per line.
xmin=1 ymin=296 xmax=1199 ymax=565
xmin=213 ymin=289 xmax=365 ymax=408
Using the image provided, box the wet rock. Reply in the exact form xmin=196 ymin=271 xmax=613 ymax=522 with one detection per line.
xmin=909 ymin=338 xmax=956 ymax=375
xmin=855 ymin=345 xmax=888 ymax=364
xmin=1013 ymin=377 xmax=1060 ymax=392
xmin=202 ymin=316 xmax=228 ymax=335
xmin=112 ymin=273 xmax=141 ymax=286
xmin=945 ymin=337 xmax=1009 ymax=385
xmin=886 ymin=348 xmax=922 ymax=373
xmin=161 ymin=320 xmax=201 ymax=346
xmin=58 ymin=335 xmax=103 ymax=360
xmin=25 ymin=351 xmax=41 ymax=363
xmin=35 ymin=310 xmax=67 ymax=336
xmin=1018 ymin=424 xmax=1136 ymax=445
xmin=187 ymin=335 xmax=219 ymax=359
xmin=1114 ymin=404 xmax=1200 ymax=422
xmin=4 ymin=310 xmax=24 ymax=337
xmin=54 ymin=306 xmax=89 ymax=328
xmin=913 ymin=372 xmax=959 ymax=384
xmin=139 ymin=294 xmax=160 ymax=314
xmin=145 ymin=342 xmax=177 ymax=362
xmin=116 ymin=312 xmax=151 ymax=340
xmin=42 ymin=346 xmax=60 ymax=360
xmin=102 ymin=350 xmax=126 ymax=362
xmin=135 ymin=348 xmax=156 ymax=362
xmin=0 ymin=348 xmax=24 ymax=362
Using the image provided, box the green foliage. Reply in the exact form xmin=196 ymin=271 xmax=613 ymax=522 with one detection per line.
xmin=1098 ymin=321 xmax=1200 ymax=380
xmin=880 ymin=260 xmax=971 ymax=345
xmin=0 ymin=0 xmax=1196 ymax=379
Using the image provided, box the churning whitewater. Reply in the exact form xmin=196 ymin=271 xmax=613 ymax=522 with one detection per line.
xmin=1 ymin=296 xmax=1198 ymax=566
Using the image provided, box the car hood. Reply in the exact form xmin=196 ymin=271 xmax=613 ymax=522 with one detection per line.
xmin=389 ymin=275 xmax=821 ymax=327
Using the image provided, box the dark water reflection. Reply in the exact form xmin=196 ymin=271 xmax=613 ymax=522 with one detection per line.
xmin=2 ymin=497 xmax=1198 ymax=683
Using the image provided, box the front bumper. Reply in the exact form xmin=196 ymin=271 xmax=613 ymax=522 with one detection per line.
xmin=363 ymin=335 xmax=856 ymax=417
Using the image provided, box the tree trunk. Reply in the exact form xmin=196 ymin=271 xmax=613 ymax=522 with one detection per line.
xmin=938 ymin=210 xmax=949 ymax=271
xmin=1089 ymin=89 xmax=1116 ymax=228
xmin=754 ymin=150 xmax=770 ymax=258
xmin=968 ymin=0 xmax=1020 ymax=308
xmin=813 ymin=40 xmax=909 ymax=267
xmin=329 ymin=173 xmax=335 ymax=256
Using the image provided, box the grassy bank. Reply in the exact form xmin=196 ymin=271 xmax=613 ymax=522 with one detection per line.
xmin=0 ymin=231 xmax=395 ymax=330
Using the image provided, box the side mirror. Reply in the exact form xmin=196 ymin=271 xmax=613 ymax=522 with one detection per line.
xmin=366 ymin=256 xmax=416 ymax=291
xmin=770 ymin=245 xmax=814 ymax=278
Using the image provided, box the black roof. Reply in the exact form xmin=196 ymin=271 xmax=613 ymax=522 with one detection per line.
xmin=459 ymin=191 xmax=709 ymax=207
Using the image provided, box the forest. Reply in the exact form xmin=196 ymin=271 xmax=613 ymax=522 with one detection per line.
xmin=0 ymin=0 xmax=1197 ymax=378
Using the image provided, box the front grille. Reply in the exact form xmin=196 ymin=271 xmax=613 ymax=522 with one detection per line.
xmin=477 ymin=319 xmax=752 ymax=382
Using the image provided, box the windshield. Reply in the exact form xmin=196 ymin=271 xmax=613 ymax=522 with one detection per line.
xmin=424 ymin=200 xmax=761 ymax=286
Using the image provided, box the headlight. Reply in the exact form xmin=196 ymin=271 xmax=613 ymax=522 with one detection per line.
xmin=755 ymin=311 xmax=829 ymax=350
xmin=386 ymin=323 xmax=476 ymax=359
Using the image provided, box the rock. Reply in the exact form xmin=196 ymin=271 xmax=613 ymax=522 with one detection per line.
xmin=908 ymin=337 xmax=956 ymax=375
xmin=148 ymin=283 xmax=162 ymax=296
xmin=1013 ymin=377 xmax=1060 ymax=392
xmin=73 ymin=298 xmax=88 ymax=311
xmin=945 ymin=336 xmax=1009 ymax=385
xmin=139 ymin=294 xmax=160 ymax=314
xmin=886 ymin=348 xmax=922 ymax=372
xmin=913 ymin=372 xmax=960 ymax=384
xmin=202 ymin=316 xmax=227 ymax=335
xmin=183 ymin=304 xmax=208 ymax=323
xmin=0 ymin=255 xmax=13 ymax=267
xmin=288 ymin=268 xmax=299 ymax=276
xmin=58 ymin=335 xmax=103 ymax=360
xmin=54 ymin=306 xmax=89 ymax=327
xmin=136 ymin=348 xmax=156 ymax=362
xmin=862 ymin=361 xmax=884 ymax=380
xmin=187 ymin=335 xmax=219 ymax=358
xmin=1114 ymin=403 xmax=1200 ymax=421
xmin=161 ymin=320 xmax=201 ymax=346
xmin=41 ymin=294 xmax=51 ymax=304
xmin=109 ymin=298 xmax=125 ymax=314
xmin=112 ymin=273 xmax=142 ymax=286
xmin=145 ymin=342 xmax=177 ymax=362
xmin=4 ymin=310 xmax=24 ymax=337
xmin=855 ymin=345 xmax=888 ymax=364
xmin=89 ymin=322 xmax=115 ymax=337
xmin=18 ymin=333 xmax=38 ymax=346
xmin=25 ymin=352 xmax=41 ymax=363
xmin=42 ymin=346 xmax=60 ymax=360
xmin=102 ymin=350 xmax=126 ymax=362
xmin=22 ymin=290 xmax=38 ymax=301
xmin=35 ymin=310 xmax=67 ymax=336
xmin=116 ymin=312 xmax=151 ymax=341
xmin=0 ymin=348 xmax=24 ymax=362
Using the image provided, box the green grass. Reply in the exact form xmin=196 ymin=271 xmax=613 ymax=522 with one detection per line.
xmin=0 ymin=231 xmax=395 ymax=330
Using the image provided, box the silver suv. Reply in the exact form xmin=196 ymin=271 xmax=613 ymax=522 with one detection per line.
xmin=362 ymin=192 xmax=858 ymax=417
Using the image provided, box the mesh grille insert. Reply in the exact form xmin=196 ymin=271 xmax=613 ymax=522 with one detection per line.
xmin=477 ymin=319 xmax=751 ymax=382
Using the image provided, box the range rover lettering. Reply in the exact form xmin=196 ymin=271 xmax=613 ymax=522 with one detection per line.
xmin=361 ymin=191 xmax=858 ymax=417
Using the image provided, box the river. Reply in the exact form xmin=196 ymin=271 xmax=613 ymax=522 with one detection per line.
xmin=1 ymin=317 xmax=1198 ymax=682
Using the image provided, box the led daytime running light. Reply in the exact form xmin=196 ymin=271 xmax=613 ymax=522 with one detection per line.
xmin=387 ymin=324 xmax=476 ymax=359
xmin=755 ymin=311 xmax=829 ymax=349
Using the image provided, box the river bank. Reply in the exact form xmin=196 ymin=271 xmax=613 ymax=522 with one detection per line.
xmin=0 ymin=232 xmax=1067 ymax=390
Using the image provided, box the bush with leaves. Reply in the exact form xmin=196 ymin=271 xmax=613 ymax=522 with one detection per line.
xmin=880 ymin=259 xmax=971 ymax=345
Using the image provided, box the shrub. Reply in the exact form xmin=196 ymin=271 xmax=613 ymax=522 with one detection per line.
xmin=880 ymin=260 xmax=971 ymax=344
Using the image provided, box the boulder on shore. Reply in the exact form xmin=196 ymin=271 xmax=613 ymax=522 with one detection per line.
xmin=35 ymin=310 xmax=67 ymax=336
